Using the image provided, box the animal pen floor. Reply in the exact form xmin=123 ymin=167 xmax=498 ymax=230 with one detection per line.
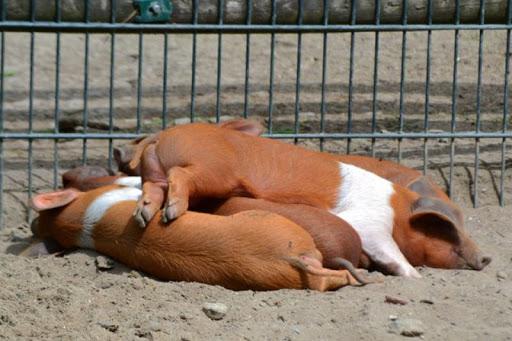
xmin=0 ymin=30 xmax=511 ymax=339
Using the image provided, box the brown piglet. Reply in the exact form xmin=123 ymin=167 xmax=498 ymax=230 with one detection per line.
xmin=200 ymin=197 xmax=369 ymax=271
xmin=29 ymin=185 xmax=363 ymax=291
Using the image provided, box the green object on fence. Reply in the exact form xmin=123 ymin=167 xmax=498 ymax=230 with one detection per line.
xmin=133 ymin=0 xmax=172 ymax=23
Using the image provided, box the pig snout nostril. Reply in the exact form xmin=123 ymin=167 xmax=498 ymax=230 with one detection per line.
xmin=470 ymin=255 xmax=492 ymax=270
xmin=479 ymin=256 xmax=492 ymax=269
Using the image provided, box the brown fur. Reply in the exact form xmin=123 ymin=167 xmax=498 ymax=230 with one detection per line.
xmin=62 ymin=166 xmax=117 ymax=191
xmin=200 ymin=197 xmax=364 ymax=269
xmin=126 ymin=122 xmax=490 ymax=272
xmin=31 ymin=186 xmax=362 ymax=291
xmin=60 ymin=168 xmax=369 ymax=272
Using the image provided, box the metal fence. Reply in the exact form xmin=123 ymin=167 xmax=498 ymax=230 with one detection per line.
xmin=0 ymin=0 xmax=511 ymax=228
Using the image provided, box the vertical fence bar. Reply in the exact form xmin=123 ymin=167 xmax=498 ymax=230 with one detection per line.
xmin=346 ymin=0 xmax=357 ymax=154
xmin=267 ymin=0 xmax=277 ymax=134
xmin=108 ymin=0 xmax=117 ymax=169
xmin=190 ymin=0 xmax=199 ymax=122
xmin=473 ymin=0 xmax=486 ymax=207
xmin=215 ymin=0 xmax=224 ymax=123
xmin=449 ymin=0 xmax=461 ymax=197
xmin=397 ymin=0 xmax=408 ymax=163
xmin=82 ymin=0 xmax=90 ymax=164
xmin=136 ymin=33 xmax=144 ymax=134
xmin=370 ymin=0 xmax=381 ymax=158
xmin=423 ymin=0 xmax=433 ymax=175
xmin=53 ymin=0 xmax=61 ymax=189
xmin=501 ymin=0 xmax=512 ymax=207
xmin=319 ymin=0 xmax=329 ymax=151
xmin=162 ymin=33 xmax=169 ymax=129
xmin=243 ymin=0 xmax=252 ymax=118
xmin=27 ymin=0 xmax=36 ymax=222
xmin=293 ymin=0 xmax=304 ymax=144
xmin=0 ymin=0 xmax=4 ymax=228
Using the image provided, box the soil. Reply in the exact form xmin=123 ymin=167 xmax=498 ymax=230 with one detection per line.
xmin=0 ymin=27 xmax=511 ymax=340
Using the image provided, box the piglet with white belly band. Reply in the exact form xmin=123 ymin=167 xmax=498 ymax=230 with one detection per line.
xmin=29 ymin=184 xmax=364 ymax=291
xmin=127 ymin=122 xmax=491 ymax=278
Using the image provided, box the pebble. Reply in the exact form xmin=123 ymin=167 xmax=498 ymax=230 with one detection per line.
xmin=97 ymin=321 xmax=119 ymax=333
xmin=389 ymin=318 xmax=425 ymax=337
xmin=95 ymin=256 xmax=115 ymax=271
xmin=202 ymin=303 xmax=228 ymax=320
xmin=497 ymin=271 xmax=507 ymax=281
xmin=385 ymin=295 xmax=408 ymax=305
xmin=291 ymin=326 xmax=301 ymax=334
xmin=134 ymin=329 xmax=153 ymax=340
xmin=128 ymin=270 xmax=142 ymax=278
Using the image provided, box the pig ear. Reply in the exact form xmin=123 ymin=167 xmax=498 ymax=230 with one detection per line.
xmin=409 ymin=197 xmax=460 ymax=241
xmin=407 ymin=176 xmax=440 ymax=198
xmin=30 ymin=189 xmax=80 ymax=212
xmin=219 ymin=119 xmax=264 ymax=136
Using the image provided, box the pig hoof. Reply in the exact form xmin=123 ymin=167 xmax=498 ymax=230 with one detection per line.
xmin=133 ymin=197 xmax=161 ymax=228
xmin=162 ymin=198 xmax=186 ymax=223
xmin=133 ymin=207 xmax=147 ymax=228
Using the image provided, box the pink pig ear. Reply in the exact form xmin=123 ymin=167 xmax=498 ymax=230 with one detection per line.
xmin=30 ymin=189 xmax=81 ymax=212
xmin=218 ymin=119 xmax=264 ymax=137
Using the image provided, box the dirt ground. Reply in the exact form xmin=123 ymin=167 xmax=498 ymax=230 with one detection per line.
xmin=0 ymin=26 xmax=511 ymax=339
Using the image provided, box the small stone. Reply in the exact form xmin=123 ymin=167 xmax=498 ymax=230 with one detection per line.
xmin=98 ymin=321 xmax=119 ymax=333
xmin=385 ymin=295 xmax=408 ymax=305
xmin=389 ymin=315 xmax=398 ymax=321
xmin=389 ymin=318 xmax=425 ymax=337
xmin=202 ymin=303 xmax=228 ymax=320
xmin=134 ymin=329 xmax=153 ymax=340
xmin=291 ymin=326 xmax=301 ymax=334
xmin=179 ymin=313 xmax=190 ymax=321
xmin=497 ymin=271 xmax=507 ymax=281
xmin=95 ymin=256 xmax=115 ymax=271
xmin=128 ymin=270 xmax=142 ymax=278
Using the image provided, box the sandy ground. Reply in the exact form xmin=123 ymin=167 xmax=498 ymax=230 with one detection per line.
xmin=0 ymin=25 xmax=511 ymax=340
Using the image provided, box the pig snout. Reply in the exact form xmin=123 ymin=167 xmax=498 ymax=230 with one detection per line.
xmin=459 ymin=241 xmax=492 ymax=270
xmin=466 ymin=253 xmax=492 ymax=270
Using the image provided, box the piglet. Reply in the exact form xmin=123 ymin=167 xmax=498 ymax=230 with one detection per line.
xmin=201 ymin=197 xmax=369 ymax=270
xmin=29 ymin=185 xmax=363 ymax=291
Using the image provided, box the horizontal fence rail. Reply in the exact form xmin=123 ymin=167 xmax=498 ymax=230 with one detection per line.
xmin=0 ymin=0 xmax=510 ymax=229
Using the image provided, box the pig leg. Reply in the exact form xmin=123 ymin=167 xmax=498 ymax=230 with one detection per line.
xmin=288 ymin=255 xmax=361 ymax=291
xmin=359 ymin=234 xmax=421 ymax=278
xmin=162 ymin=166 xmax=196 ymax=223
xmin=134 ymin=144 xmax=168 ymax=227
xmin=134 ymin=181 xmax=166 ymax=227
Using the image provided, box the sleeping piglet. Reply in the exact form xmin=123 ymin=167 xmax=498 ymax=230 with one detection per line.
xmin=29 ymin=184 xmax=365 ymax=291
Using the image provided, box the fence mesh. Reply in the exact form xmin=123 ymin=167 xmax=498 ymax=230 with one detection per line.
xmin=0 ymin=0 xmax=511 ymax=228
